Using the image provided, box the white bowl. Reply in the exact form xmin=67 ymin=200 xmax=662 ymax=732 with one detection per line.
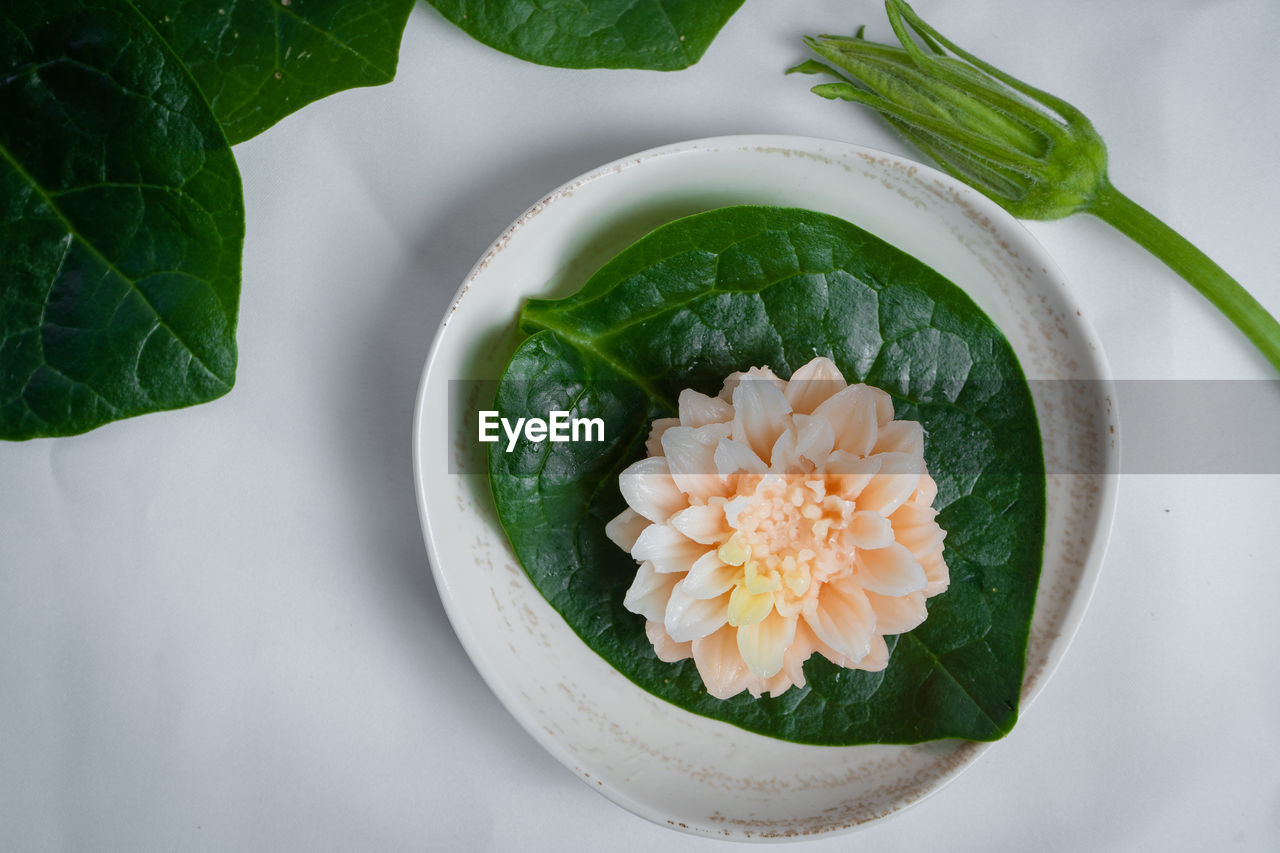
xmin=412 ymin=135 xmax=1119 ymax=840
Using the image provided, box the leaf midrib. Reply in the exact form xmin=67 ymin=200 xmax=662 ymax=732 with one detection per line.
xmin=0 ymin=141 xmax=232 ymax=392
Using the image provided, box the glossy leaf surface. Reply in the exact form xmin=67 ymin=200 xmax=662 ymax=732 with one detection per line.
xmin=428 ymin=0 xmax=745 ymax=70
xmin=134 ymin=0 xmax=416 ymax=143
xmin=0 ymin=0 xmax=243 ymax=438
xmin=489 ymin=206 xmax=1045 ymax=744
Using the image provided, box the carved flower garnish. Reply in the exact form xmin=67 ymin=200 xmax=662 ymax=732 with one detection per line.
xmin=606 ymin=357 xmax=949 ymax=699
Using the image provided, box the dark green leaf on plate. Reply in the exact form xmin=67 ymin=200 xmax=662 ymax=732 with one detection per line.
xmin=133 ymin=0 xmax=416 ymax=144
xmin=489 ymin=206 xmax=1045 ymax=744
xmin=427 ymin=0 xmax=745 ymax=70
xmin=1 ymin=0 xmax=243 ymax=439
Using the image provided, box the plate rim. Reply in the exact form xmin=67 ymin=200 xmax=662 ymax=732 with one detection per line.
xmin=412 ymin=133 xmax=1120 ymax=840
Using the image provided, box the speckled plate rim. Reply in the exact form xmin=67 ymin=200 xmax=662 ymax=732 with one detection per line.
xmin=412 ymin=135 xmax=1120 ymax=841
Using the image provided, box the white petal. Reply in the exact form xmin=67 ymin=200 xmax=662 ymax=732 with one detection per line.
xmin=713 ymin=438 xmax=768 ymax=479
xmin=662 ymin=423 xmax=732 ymax=502
xmin=872 ymin=419 xmax=924 ymax=458
xmin=692 ymin=625 xmax=752 ymax=699
xmin=678 ymin=388 xmax=733 ymax=428
xmin=731 ymin=377 xmax=793 ymax=461
xmin=631 ymin=524 xmax=707 ymax=574
xmin=866 ymin=590 xmax=928 ymax=635
xmin=665 ymin=581 xmax=730 ymax=642
xmin=604 ymin=508 xmax=649 ymax=553
xmin=736 ymin=610 xmax=797 ymax=678
xmin=644 ymin=417 xmax=680 ymax=457
xmin=645 ymin=620 xmax=693 ymax=663
xmin=804 ymin=580 xmax=875 ymax=664
xmin=669 ymin=504 xmax=729 ymax=546
xmin=847 ymin=509 xmax=894 ymax=549
xmin=623 ymin=562 xmax=681 ymax=622
xmin=813 ymin=384 xmax=880 ymax=457
xmin=619 ymin=457 xmax=685 ymax=523
xmin=785 ymin=357 xmax=847 ymax=414
xmin=856 ymin=543 xmax=927 ymax=596
xmin=681 ymin=551 xmax=741 ymax=599
xmin=855 ymin=452 xmax=922 ymax=516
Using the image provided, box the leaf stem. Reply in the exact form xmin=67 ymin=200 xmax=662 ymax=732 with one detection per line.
xmin=1089 ymin=181 xmax=1280 ymax=372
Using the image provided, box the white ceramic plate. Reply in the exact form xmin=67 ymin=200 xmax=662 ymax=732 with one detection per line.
xmin=412 ymin=136 xmax=1119 ymax=840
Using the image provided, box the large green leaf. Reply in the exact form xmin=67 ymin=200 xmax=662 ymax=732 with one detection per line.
xmin=427 ymin=0 xmax=745 ymax=70
xmin=0 ymin=0 xmax=243 ymax=439
xmin=489 ymin=206 xmax=1045 ymax=744
xmin=133 ymin=0 xmax=416 ymax=144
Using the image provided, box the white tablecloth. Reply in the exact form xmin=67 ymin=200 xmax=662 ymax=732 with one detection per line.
xmin=3 ymin=1 xmax=1277 ymax=849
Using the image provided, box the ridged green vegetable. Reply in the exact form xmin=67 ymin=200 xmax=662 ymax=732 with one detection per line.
xmin=791 ymin=0 xmax=1280 ymax=372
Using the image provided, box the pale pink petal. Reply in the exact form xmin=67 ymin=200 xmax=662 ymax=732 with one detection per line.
xmin=803 ymin=580 xmax=875 ymax=664
xmin=661 ymin=423 xmax=732 ymax=502
xmin=920 ymin=545 xmax=950 ymax=597
xmin=912 ymin=472 xmax=939 ymax=506
xmin=872 ymin=419 xmax=924 ymax=458
xmin=847 ymin=509 xmax=894 ymax=549
xmin=781 ymin=621 xmax=819 ymax=687
xmin=681 ymin=551 xmax=741 ymax=599
xmin=619 ymin=457 xmax=685 ymax=523
xmin=645 ymin=620 xmax=693 ymax=663
xmin=631 ymin=524 xmax=707 ymax=574
xmin=612 ymin=357 xmax=951 ymax=700
xmin=856 ymin=543 xmax=927 ymax=596
xmin=855 ymin=452 xmax=922 ymax=516
xmin=824 ymin=451 xmax=881 ymax=500
xmin=808 ymin=630 xmax=850 ymax=668
xmin=791 ymin=413 xmax=835 ymax=468
xmin=669 ymin=504 xmax=729 ymax=546
xmin=753 ymin=670 xmax=797 ymax=698
xmin=866 ymin=590 xmax=928 ymax=635
xmin=731 ymin=377 xmax=793 ymax=461
xmin=644 ymin=417 xmax=680 ymax=457
xmin=852 ymin=635 xmax=890 ymax=672
xmin=862 ymin=383 xmax=896 ymax=428
xmin=719 ymin=366 xmax=782 ymax=402
xmin=665 ymin=582 xmax=731 ymax=642
xmin=692 ymin=625 xmax=753 ymax=699
xmin=813 ymin=384 xmax=879 ymax=457
xmin=889 ymin=502 xmax=945 ymax=559
xmin=757 ymin=671 xmax=798 ymax=696
xmin=678 ymin=389 xmax=733 ymax=428
xmin=623 ymin=562 xmax=681 ymax=622
xmin=784 ymin=357 xmax=847 ymax=414
xmin=721 ymin=494 xmax=754 ymax=529
xmin=604 ymin=508 xmax=649 ymax=553
xmin=736 ymin=610 xmax=797 ymax=679
xmin=768 ymin=427 xmax=801 ymax=473
xmin=713 ymin=438 xmax=768 ymax=479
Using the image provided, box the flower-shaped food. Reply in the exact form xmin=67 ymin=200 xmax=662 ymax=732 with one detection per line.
xmin=605 ymin=357 xmax=949 ymax=699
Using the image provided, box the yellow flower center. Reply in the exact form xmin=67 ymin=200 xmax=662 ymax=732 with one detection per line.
xmin=722 ymin=475 xmax=853 ymax=625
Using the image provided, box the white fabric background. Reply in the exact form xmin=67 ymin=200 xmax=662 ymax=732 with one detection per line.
xmin=3 ymin=1 xmax=1278 ymax=849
